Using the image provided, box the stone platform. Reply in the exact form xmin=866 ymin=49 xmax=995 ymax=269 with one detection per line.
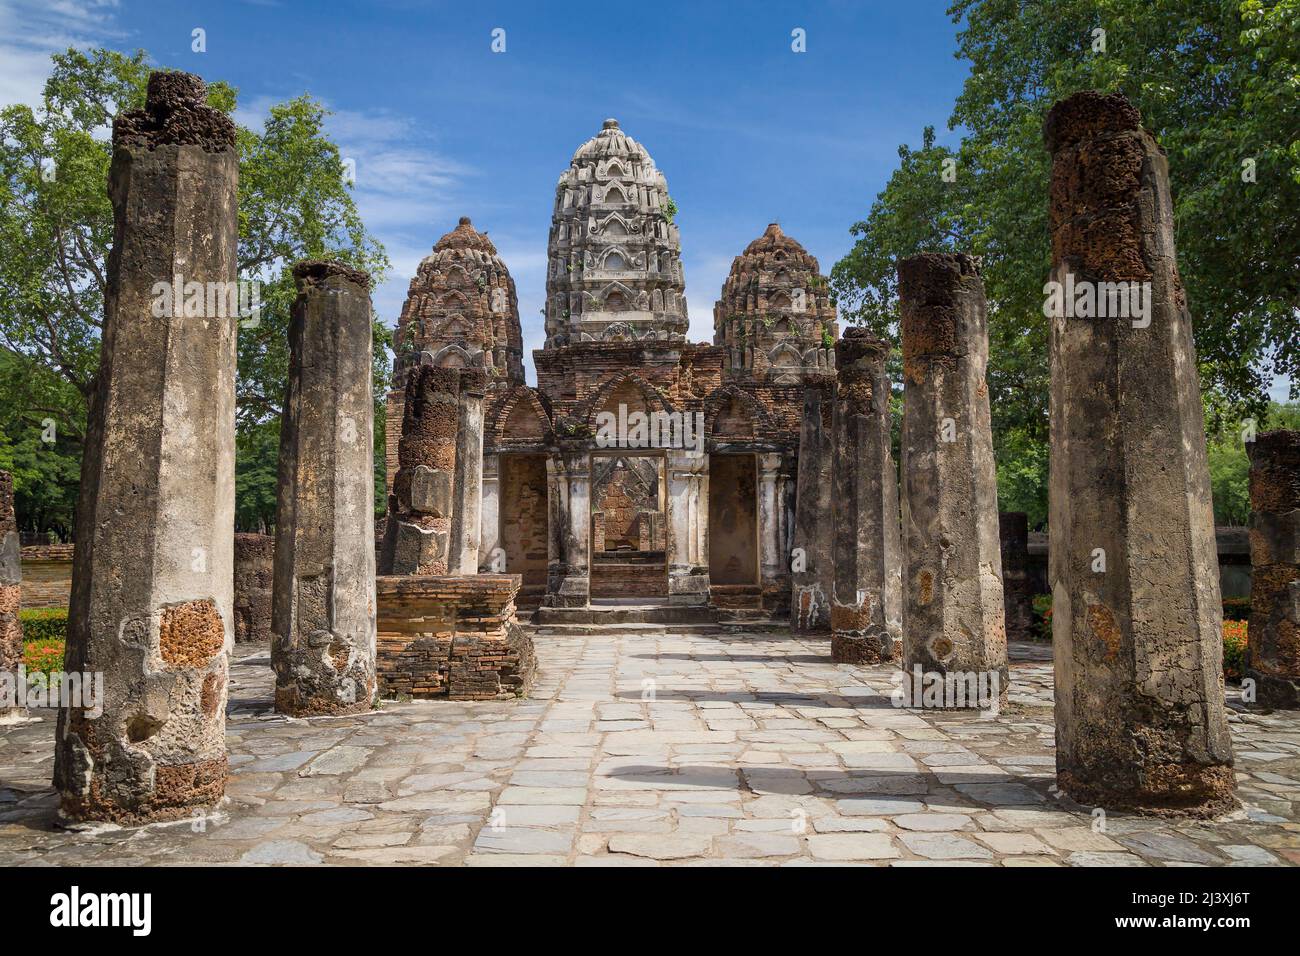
xmin=0 ymin=630 xmax=1296 ymax=866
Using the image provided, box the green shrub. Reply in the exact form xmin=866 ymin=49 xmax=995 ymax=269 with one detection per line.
xmin=23 ymin=638 xmax=65 ymax=676
xmin=19 ymin=607 xmax=68 ymax=643
xmin=1222 ymin=619 xmax=1248 ymax=682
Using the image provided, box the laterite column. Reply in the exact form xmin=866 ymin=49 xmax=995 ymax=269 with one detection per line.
xmin=1046 ymin=90 xmax=1233 ymax=813
xmin=271 ymin=261 xmax=377 ymax=716
xmin=830 ymin=329 xmax=903 ymax=663
xmin=53 ymin=71 xmax=238 ymax=823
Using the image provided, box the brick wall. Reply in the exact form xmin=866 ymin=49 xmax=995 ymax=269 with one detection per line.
xmin=500 ymin=454 xmax=548 ymax=591
xmin=590 ymin=554 xmax=667 ymax=599
xmin=233 ymin=533 xmax=274 ymax=643
xmin=376 ymin=573 xmax=535 ymax=700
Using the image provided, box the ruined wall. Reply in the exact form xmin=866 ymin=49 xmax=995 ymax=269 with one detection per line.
xmin=232 ymin=533 xmax=273 ymax=643
xmin=1246 ymin=430 xmax=1300 ymax=708
xmin=382 ymin=367 xmax=461 ymax=575
xmin=376 ymin=574 xmax=535 ymax=700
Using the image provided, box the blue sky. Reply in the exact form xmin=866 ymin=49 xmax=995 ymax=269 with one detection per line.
xmin=4 ymin=1 xmax=1292 ymax=401
xmin=1 ymin=0 xmax=974 ymax=382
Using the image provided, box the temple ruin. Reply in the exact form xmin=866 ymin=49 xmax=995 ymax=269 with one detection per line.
xmin=35 ymin=75 xmax=1252 ymax=830
xmin=426 ymin=121 xmax=841 ymax=619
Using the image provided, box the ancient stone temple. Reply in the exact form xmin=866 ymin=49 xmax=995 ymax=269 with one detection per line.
xmin=544 ymin=119 xmax=686 ymax=346
xmin=714 ymin=223 xmax=837 ymax=384
xmin=385 ymin=217 xmax=524 ymax=490
xmin=437 ymin=120 xmax=838 ymax=618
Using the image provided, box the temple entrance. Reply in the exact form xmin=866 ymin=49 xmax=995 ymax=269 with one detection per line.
xmin=498 ymin=453 xmax=549 ymax=608
xmin=708 ymin=453 xmax=760 ymax=607
xmin=589 ymin=452 xmax=668 ymax=601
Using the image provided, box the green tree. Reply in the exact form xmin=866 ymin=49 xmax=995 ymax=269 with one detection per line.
xmin=946 ymin=0 xmax=1299 ymax=412
xmin=1207 ymin=400 xmax=1300 ymax=524
xmin=0 ymin=48 xmax=391 ymax=533
xmin=833 ymin=0 xmax=1300 ymax=524
xmin=0 ymin=351 xmax=83 ymax=538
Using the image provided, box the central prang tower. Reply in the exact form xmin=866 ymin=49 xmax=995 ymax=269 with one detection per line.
xmin=543 ymin=118 xmax=687 ymax=346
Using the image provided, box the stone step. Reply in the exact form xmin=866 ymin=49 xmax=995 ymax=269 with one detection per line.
xmin=531 ymin=604 xmax=717 ymax=626
xmin=527 ymin=622 xmax=725 ymax=636
xmin=525 ymin=621 xmax=795 ymax=637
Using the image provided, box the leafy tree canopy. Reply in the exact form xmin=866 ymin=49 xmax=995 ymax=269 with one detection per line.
xmin=0 ymin=48 xmax=392 ymax=534
xmin=832 ymin=0 xmax=1299 ymax=526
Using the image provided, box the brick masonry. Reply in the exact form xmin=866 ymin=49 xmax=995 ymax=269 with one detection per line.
xmin=233 ymin=533 xmax=273 ymax=643
xmin=376 ymin=574 xmax=535 ymax=700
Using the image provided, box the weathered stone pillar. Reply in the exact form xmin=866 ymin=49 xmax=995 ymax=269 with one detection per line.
xmin=380 ymin=366 xmax=460 ymax=575
xmin=898 ymin=252 xmax=1008 ymax=706
xmin=53 ymin=71 xmax=237 ymax=823
xmin=449 ymin=368 xmax=487 ymax=574
xmin=233 ymin=533 xmax=274 ymax=643
xmin=479 ymin=453 xmax=501 ymax=572
xmin=1245 ymin=430 xmax=1300 ymax=708
xmin=666 ymin=449 xmax=709 ymax=605
xmin=0 ymin=470 xmax=22 ymax=721
xmin=546 ymin=450 xmax=590 ymax=607
xmin=271 ymin=261 xmax=377 ymax=716
xmin=1046 ymin=90 xmax=1233 ymax=813
xmin=758 ymin=453 xmax=796 ymax=615
xmin=999 ymin=512 xmax=1034 ymax=641
xmin=792 ymin=383 xmax=833 ymax=632
xmin=830 ymin=329 xmax=902 ymax=663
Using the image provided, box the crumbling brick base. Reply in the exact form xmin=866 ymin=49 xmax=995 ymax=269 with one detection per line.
xmin=376 ymin=574 xmax=535 ymax=700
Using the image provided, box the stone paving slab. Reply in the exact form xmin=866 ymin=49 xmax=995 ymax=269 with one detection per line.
xmin=0 ymin=635 xmax=1297 ymax=866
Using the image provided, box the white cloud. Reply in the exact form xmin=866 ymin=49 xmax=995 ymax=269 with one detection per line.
xmin=237 ymin=91 xmax=477 ymax=327
xmin=0 ymin=0 xmax=124 ymax=108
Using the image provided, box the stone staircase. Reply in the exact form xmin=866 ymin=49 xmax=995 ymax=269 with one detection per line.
xmin=526 ymin=602 xmax=790 ymax=636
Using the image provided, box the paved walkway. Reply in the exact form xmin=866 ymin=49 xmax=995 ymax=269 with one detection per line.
xmin=0 ymin=630 xmax=1297 ymax=866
